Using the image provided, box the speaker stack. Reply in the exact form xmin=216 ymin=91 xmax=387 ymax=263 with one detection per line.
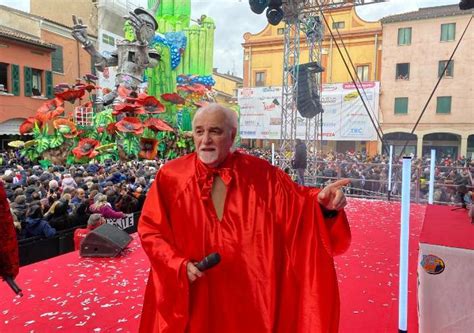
xmin=294 ymin=61 xmax=324 ymax=119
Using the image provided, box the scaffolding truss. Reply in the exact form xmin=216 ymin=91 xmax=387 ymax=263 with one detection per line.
xmin=278 ymin=0 xmax=386 ymax=180
xmin=279 ymin=0 xmax=324 ymax=176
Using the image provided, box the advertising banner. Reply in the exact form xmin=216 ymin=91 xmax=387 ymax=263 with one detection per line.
xmin=238 ymin=82 xmax=380 ymax=141
xmin=106 ymin=213 xmax=134 ymax=230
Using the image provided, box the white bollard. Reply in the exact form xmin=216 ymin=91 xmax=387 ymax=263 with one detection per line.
xmin=271 ymin=143 xmax=275 ymax=166
xmin=388 ymin=145 xmax=393 ymax=193
xmin=399 ymin=156 xmax=412 ymax=333
xmin=428 ymin=149 xmax=436 ymax=205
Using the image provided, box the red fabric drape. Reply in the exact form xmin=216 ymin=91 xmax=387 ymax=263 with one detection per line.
xmin=138 ymin=152 xmax=351 ymax=333
xmin=0 ymin=182 xmax=19 ymax=278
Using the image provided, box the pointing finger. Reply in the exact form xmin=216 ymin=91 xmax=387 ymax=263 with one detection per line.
xmin=330 ymin=178 xmax=351 ymax=189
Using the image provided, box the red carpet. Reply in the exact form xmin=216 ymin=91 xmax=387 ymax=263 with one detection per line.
xmin=420 ymin=204 xmax=474 ymax=250
xmin=0 ymin=234 xmax=148 ymax=332
xmin=0 ymin=199 xmax=425 ymax=332
xmin=337 ymin=199 xmax=425 ymax=332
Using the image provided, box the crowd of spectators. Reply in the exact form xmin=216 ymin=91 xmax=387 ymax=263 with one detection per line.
xmin=1 ymin=147 xmax=473 ymax=243
xmin=244 ymin=147 xmax=474 ymax=204
xmin=1 ymin=151 xmax=158 ymax=241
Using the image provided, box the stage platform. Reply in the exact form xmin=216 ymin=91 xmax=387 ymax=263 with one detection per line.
xmin=1 ymin=199 xmax=426 ymax=332
xmin=418 ymin=204 xmax=474 ymax=332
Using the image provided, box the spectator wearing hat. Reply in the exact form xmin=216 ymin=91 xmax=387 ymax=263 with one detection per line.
xmin=74 ymin=214 xmax=105 ymax=250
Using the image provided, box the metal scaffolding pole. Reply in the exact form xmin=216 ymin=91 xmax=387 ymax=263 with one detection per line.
xmin=279 ymin=9 xmax=301 ymax=172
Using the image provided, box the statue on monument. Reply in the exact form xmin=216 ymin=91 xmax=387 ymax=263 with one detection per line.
xmin=71 ymin=6 xmax=160 ymax=105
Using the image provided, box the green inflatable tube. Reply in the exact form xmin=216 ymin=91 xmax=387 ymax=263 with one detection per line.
xmin=203 ymin=17 xmax=216 ymax=75
xmin=189 ymin=26 xmax=200 ymax=75
xmin=197 ymin=27 xmax=206 ymax=75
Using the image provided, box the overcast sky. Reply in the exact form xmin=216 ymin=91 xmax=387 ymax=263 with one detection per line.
xmin=0 ymin=0 xmax=460 ymax=77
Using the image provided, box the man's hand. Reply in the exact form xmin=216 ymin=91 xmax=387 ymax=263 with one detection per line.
xmin=317 ymin=179 xmax=350 ymax=211
xmin=186 ymin=262 xmax=204 ymax=283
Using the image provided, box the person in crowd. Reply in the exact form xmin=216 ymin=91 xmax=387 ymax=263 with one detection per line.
xmin=22 ymin=205 xmax=56 ymax=239
xmin=70 ymin=188 xmax=86 ymax=209
xmin=293 ymin=138 xmax=307 ymax=186
xmin=468 ymin=190 xmax=474 ymax=224
xmin=44 ymin=193 xmax=71 ymax=231
xmin=73 ymin=213 xmax=105 ymax=251
xmin=89 ymin=194 xmax=125 ymax=219
xmin=115 ymin=188 xmax=138 ymax=214
xmin=61 ymin=173 xmax=77 ymax=191
xmin=138 ymin=104 xmax=351 ymax=333
xmin=133 ymin=186 xmax=146 ymax=211
xmin=10 ymin=191 xmax=27 ymax=219
xmin=70 ymin=188 xmax=90 ymax=227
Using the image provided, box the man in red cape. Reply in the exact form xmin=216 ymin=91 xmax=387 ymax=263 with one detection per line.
xmin=138 ymin=104 xmax=351 ymax=332
xmin=0 ymin=181 xmax=20 ymax=283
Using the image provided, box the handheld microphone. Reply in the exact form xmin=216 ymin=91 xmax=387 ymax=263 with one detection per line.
xmin=4 ymin=276 xmax=23 ymax=297
xmin=195 ymin=252 xmax=221 ymax=271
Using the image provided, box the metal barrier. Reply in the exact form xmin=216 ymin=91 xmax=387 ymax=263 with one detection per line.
xmin=18 ymin=212 xmax=141 ymax=266
xmin=303 ymin=161 xmax=473 ymax=205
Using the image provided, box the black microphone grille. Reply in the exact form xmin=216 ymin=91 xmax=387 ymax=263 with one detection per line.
xmin=195 ymin=252 xmax=222 ymax=271
xmin=206 ymin=252 xmax=221 ymax=266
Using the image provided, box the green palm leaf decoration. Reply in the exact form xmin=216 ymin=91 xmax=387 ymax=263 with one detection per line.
xmin=49 ymin=133 xmax=65 ymax=148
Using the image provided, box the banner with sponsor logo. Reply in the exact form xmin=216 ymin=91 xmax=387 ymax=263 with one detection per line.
xmin=238 ymin=82 xmax=379 ymax=141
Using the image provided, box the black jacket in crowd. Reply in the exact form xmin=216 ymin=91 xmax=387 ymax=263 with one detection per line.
xmin=293 ymin=142 xmax=307 ymax=169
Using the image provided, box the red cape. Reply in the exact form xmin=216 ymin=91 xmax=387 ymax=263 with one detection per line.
xmin=138 ymin=152 xmax=350 ymax=332
xmin=0 ymin=182 xmax=19 ymax=278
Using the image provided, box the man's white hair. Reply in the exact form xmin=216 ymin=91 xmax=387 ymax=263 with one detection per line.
xmin=192 ymin=103 xmax=238 ymax=132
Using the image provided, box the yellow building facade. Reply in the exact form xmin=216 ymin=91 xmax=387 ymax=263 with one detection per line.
xmin=212 ymin=69 xmax=243 ymax=106
xmin=242 ymin=4 xmax=382 ymax=155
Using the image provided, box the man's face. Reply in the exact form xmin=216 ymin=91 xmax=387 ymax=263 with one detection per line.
xmin=193 ymin=109 xmax=235 ymax=168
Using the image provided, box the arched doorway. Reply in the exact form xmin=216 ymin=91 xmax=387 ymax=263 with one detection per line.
xmin=382 ymin=132 xmax=417 ymax=156
xmin=422 ymin=132 xmax=461 ymax=158
xmin=468 ymin=134 xmax=474 ymax=159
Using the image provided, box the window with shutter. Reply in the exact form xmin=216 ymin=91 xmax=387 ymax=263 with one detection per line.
xmin=441 ymin=23 xmax=456 ymax=41
xmin=51 ymin=45 xmax=64 ymax=73
xmin=11 ymin=64 xmax=20 ymax=96
xmin=438 ymin=60 xmax=454 ymax=78
xmin=31 ymin=69 xmax=43 ymax=96
xmin=398 ymin=28 xmax=412 ymax=45
xmin=0 ymin=63 xmax=8 ymax=92
xmin=45 ymin=70 xmax=53 ymax=98
xmin=24 ymin=66 xmax=32 ymax=96
xmin=436 ymin=96 xmax=452 ymax=114
xmin=394 ymin=97 xmax=408 ymax=114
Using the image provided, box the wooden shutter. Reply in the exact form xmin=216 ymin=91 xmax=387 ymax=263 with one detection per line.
xmin=394 ymin=97 xmax=408 ymax=114
xmin=11 ymin=64 xmax=20 ymax=96
xmin=45 ymin=70 xmax=53 ymax=98
xmin=51 ymin=45 xmax=64 ymax=73
xmin=24 ymin=66 xmax=32 ymax=97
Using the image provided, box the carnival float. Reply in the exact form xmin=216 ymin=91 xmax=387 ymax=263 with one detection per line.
xmin=18 ymin=0 xmax=216 ymax=165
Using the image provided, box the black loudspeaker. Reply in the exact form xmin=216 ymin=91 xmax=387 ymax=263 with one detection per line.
xmin=80 ymin=224 xmax=132 ymax=257
xmin=295 ymin=62 xmax=324 ymax=118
